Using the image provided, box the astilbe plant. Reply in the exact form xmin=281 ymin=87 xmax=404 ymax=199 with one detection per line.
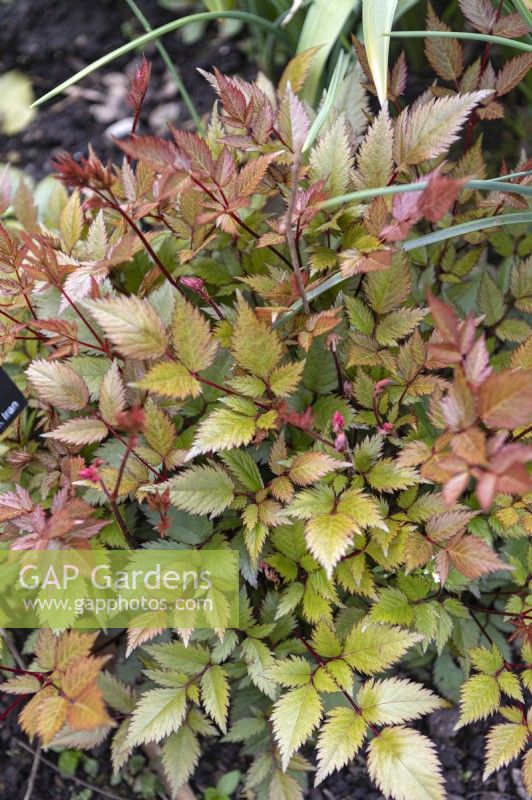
xmin=0 ymin=9 xmax=531 ymax=799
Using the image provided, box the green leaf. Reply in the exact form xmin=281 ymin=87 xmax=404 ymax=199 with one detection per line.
xmin=309 ymin=115 xmax=353 ymax=197
xmin=365 ymin=252 xmax=411 ymax=315
xmin=267 ymin=656 xmax=313 ymax=688
xmin=272 ymin=685 xmax=323 ymax=770
xmin=135 ymin=361 xmax=201 ymax=399
xmin=127 ymin=688 xmax=187 ymax=746
xmin=269 ymin=361 xmax=305 ymax=398
xmin=357 ymin=678 xmax=444 ymax=725
xmin=60 ymin=190 xmax=83 ymax=251
xmin=375 ymin=308 xmax=428 ymax=346
xmin=172 ymin=294 xmax=217 ymax=372
xmin=366 ymin=460 xmax=419 ymax=492
xmin=220 ymin=450 xmax=263 ymax=492
xmin=167 ymin=466 xmax=235 ymax=516
xmin=456 ymin=674 xmax=501 ymax=728
xmin=162 ymin=725 xmax=201 ymax=796
xmin=84 ymin=296 xmax=168 ymax=359
xmin=354 ymin=110 xmax=394 ymax=189
xmin=483 ymin=722 xmax=528 ymax=779
xmin=143 ymin=399 xmax=175 ymax=457
xmin=345 ymin=296 xmax=374 ymax=336
xmin=188 ymin=407 xmax=256 ymax=457
xmin=369 ymin=588 xmax=415 ymax=626
xmin=201 ymin=665 xmax=229 ymax=733
xmin=289 ymin=453 xmax=347 ymax=486
xmin=268 ymin=770 xmax=304 ymax=800
xmin=478 ymin=272 xmax=505 ymax=325
xmin=231 ymin=297 xmax=282 ymax=379
xmin=315 ymin=707 xmax=368 ymax=785
xmin=305 ymin=512 xmax=355 ymax=577
xmin=343 ymin=623 xmax=422 ymax=674
xmin=367 ymin=725 xmax=445 ymax=800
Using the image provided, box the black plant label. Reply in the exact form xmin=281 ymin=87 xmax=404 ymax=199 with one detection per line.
xmin=0 ymin=368 xmax=26 ymax=433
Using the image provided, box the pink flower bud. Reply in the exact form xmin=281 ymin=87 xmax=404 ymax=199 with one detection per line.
xmin=79 ymin=465 xmax=101 ymax=483
xmin=180 ymin=276 xmax=206 ymax=294
xmin=378 ymin=422 xmax=394 ymax=435
xmin=332 ymin=411 xmax=345 ymax=434
xmin=373 ymin=379 xmax=392 ymax=397
xmin=334 ymin=432 xmax=348 ymax=452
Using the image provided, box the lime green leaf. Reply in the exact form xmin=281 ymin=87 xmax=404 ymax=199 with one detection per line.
xmin=315 ymin=707 xmax=368 ymax=785
xmin=162 ymin=725 xmax=200 ymax=796
xmin=231 ymin=297 xmax=282 ymax=379
xmin=289 ymin=453 xmax=347 ymax=486
xmin=0 ymin=71 xmax=35 ymax=134
xmin=267 ymin=656 xmax=313 ymax=688
xmin=171 ymin=294 xmax=217 ymax=372
xmin=272 ymin=685 xmax=323 ymax=770
xmin=367 ymin=725 xmax=445 ymax=800
xmin=364 ymin=252 xmax=411 ymax=314
xmin=483 ymin=722 xmax=528 ymax=779
xmin=343 ymin=623 xmax=422 ymax=674
xmin=60 ymin=190 xmax=83 ymax=251
xmin=220 ymin=449 xmax=263 ymax=492
xmin=305 ymin=512 xmax=355 ymax=577
xmin=188 ymin=407 xmax=256 ymax=457
xmin=135 ymin=361 xmax=201 ymax=399
xmin=269 ymin=360 xmax=305 ymax=398
xmin=127 ymin=688 xmax=187 ymax=746
xmin=456 ymin=674 xmax=501 ymax=728
xmin=358 ymin=678 xmax=444 ymax=725
xmin=201 ymin=665 xmax=229 ymax=733
xmin=309 ymin=115 xmax=353 ymax=197
xmin=375 ymin=308 xmax=428 ymax=346
xmin=354 ymin=109 xmax=394 ymax=189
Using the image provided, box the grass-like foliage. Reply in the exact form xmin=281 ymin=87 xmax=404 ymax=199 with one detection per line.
xmin=0 ymin=5 xmax=531 ymax=798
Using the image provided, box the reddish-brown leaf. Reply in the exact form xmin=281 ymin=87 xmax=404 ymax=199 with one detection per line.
xmin=478 ymin=371 xmax=532 ymax=429
xmin=496 ymin=54 xmax=532 ymax=97
xmin=446 ymin=534 xmax=508 ymax=579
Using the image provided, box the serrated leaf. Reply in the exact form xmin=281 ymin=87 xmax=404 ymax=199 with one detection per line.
xmin=483 ymin=721 xmax=528 ymax=779
xmin=143 ymin=399 xmax=175 ymax=457
xmin=269 ymin=360 xmax=305 ymax=398
xmin=447 ymin=536 xmax=508 ymax=579
xmin=167 ymin=466 xmax=235 ymax=516
xmin=201 ymin=665 xmax=229 ymax=733
xmin=354 ymin=109 xmax=394 ymax=189
xmin=27 ymin=360 xmax=89 ymax=411
xmin=289 ymin=452 xmax=346 ymax=486
xmin=367 ymin=726 xmax=445 ymax=800
xmin=220 ymin=449 xmax=263 ymax=491
xmin=345 ymin=296 xmax=374 ymax=336
xmin=43 ymin=416 xmax=107 ymax=445
xmin=99 ymin=361 xmax=125 ymax=425
xmin=375 ymin=308 xmax=427 ymax=346
xmin=425 ymin=5 xmax=464 ymax=82
xmin=358 ymin=678 xmax=444 ymax=725
xmin=268 ymin=770 xmax=304 ymax=800
xmin=315 ymin=707 xmax=367 ymax=785
xmin=343 ymin=623 xmax=421 ymax=674
xmin=127 ymin=688 xmax=187 ymax=746
xmin=267 ymin=656 xmax=313 ymax=688
xmin=84 ymin=296 xmax=168 ymax=359
xmin=60 ymin=190 xmax=83 ymax=251
xmin=188 ymin=407 xmax=256 ymax=457
xmin=171 ymin=294 xmax=217 ymax=371
xmin=231 ymin=297 xmax=282 ymax=379
xmin=309 ymin=115 xmax=353 ymax=197
xmin=394 ymin=91 xmax=491 ymax=167
xmin=366 ymin=460 xmax=419 ymax=492
xmin=305 ymin=512 xmax=354 ymax=577
xmin=162 ymin=725 xmax=200 ymax=797
xmin=456 ymin=674 xmax=500 ymax=728
xmin=478 ymin=272 xmax=505 ymax=325
xmin=271 ymin=684 xmax=322 ymax=770
xmin=364 ymin=252 xmax=411 ymax=314
xmin=135 ymin=361 xmax=201 ymax=399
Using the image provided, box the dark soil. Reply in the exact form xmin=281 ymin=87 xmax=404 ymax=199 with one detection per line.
xmin=0 ymin=0 xmax=252 ymax=180
xmin=1 ymin=691 xmax=529 ymax=800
